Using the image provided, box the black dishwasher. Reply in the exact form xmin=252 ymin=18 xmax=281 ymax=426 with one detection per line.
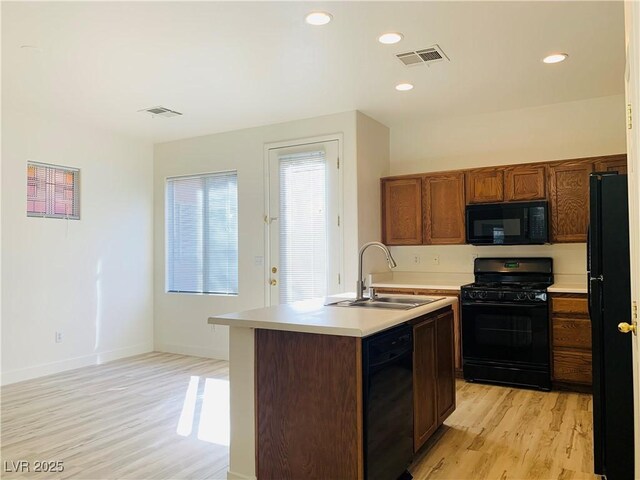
xmin=362 ymin=324 xmax=414 ymax=480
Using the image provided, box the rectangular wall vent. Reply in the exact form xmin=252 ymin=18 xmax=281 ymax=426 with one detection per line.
xmin=396 ymin=44 xmax=449 ymax=67
xmin=138 ymin=106 xmax=183 ymax=117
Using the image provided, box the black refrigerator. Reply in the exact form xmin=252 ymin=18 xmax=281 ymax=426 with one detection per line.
xmin=588 ymin=172 xmax=635 ymax=480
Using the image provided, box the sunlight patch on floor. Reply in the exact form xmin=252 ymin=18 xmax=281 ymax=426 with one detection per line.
xmin=176 ymin=375 xmax=230 ymax=446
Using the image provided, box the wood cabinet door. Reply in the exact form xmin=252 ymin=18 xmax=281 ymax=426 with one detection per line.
xmin=548 ymin=160 xmax=593 ymax=242
xmin=255 ymin=330 xmax=363 ymax=479
xmin=465 ymin=169 xmax=504 ymax=203
xmin=593 ymin=154 xmax=628 ymax=175
xmin=504 ymin=164 xmax=546 ymax=201
xmin=553 ymin=317 xmax=592 ymax=350
xmin=381 ymin=177 xmax=423 ymax=245
xmin=423 ymin=173 xmax=466 ymax=244
xmin=435 ymin=310 xmax=456 ymax=424
xmin=413 ymin=317 xmax=437 ymax=452
xmin=553 ymin=350 xmax=592 ymax=385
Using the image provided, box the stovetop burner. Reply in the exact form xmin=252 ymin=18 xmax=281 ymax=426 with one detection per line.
xmin=464 ymin=281 xmax=549 ymax=291
xmin=462 ymin=258 xmax=553 ymax=303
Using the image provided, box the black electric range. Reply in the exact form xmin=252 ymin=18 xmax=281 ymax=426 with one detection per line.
xmin=461 ymin=257 xmax=553 ymax=390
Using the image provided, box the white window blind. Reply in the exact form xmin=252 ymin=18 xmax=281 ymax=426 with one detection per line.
xmin=279 ymin=150 xmax=327 ymax=304
xmin=166 ymin=171 xmax=238 ymax=294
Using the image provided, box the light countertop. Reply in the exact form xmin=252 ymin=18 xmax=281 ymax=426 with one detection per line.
xmin=208 ymin=294 xmax=456 ymax=337
xmin=369 ymin=272 xmax=473 ymax=291
xmin=369 ymin=271 xmax=587 ymax=294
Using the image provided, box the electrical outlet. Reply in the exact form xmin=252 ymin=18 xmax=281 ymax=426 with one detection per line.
xmin=413 ymin=255 xmax=421 ymax=265
xmin=431 ymin=255 xmax=440 ymax=266
xmin=55 ymin=331 xmax=63 ymax=343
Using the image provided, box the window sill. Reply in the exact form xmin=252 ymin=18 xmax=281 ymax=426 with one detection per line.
xmin=165 ymin=291 xmax=239 ymax=297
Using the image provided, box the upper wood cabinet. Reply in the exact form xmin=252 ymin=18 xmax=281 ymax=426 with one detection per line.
xmin=593 ymin=154 xmax=628 ymax=175
xmin=466 ymin=169 xmax=504 ymax=203
xmin=423 ymin=172 xmax=466 ymax=245
xmin=548 ymin=160 xmax=593 ymax=243
xmin=381 ymin=177 xmax=422 ymax=245
xmin=504 ymin=164 xmax=547 ymax=201
xmin=380 ymin=153 xmax=626 ymax=246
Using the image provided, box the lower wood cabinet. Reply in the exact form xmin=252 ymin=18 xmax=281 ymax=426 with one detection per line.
xmin=255 ymin=330 xmax=363 ymax=479
xmin=412 ymin=307 xmax=456 ymax=452
xmin=413 ymin=316 xmax=438 ymax=449
xmin=550 ymin=293 xmax=592 ymax=388
xmin=254 ymin=306 xmax=457 ymax=478
xmin=435 ymin=309 xmax=456 ymax=423
xmin=375 ymin=287 xmax=462 ymax=374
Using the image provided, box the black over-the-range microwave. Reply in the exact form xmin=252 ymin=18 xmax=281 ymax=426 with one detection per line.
xmin=465 ymin=201 xmax=549 ymax=245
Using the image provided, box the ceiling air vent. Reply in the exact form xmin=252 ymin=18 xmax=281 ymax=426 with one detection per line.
xmin=396 ymin=44 xmax=449 ymax=67
xmin=138 ymin=106 xmax=183 ymax=118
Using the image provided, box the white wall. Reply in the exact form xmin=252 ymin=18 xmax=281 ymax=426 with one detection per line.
xmin=356 ymin=112 xmax=391 ymax=276
xmin=154 ymin=112 xmax=363 ymax=360
xmin=391 ymin=94 xmax=626 ymax=175
xmin=1 ymin=107 xmax=154 ymax=385
xmin=386 ymin=94 xmax=627 ymax=275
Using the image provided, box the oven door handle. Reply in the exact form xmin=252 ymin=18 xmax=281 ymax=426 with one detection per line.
xmin=462 ymin=301 xmax=547 ymax=308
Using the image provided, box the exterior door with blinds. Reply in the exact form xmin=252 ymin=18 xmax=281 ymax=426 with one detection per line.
xmin=267 ymin=140 xmax=340 ymax=305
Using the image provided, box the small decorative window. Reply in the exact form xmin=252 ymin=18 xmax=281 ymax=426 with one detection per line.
xmin=27 ymin=162 xmax=80 ymax=219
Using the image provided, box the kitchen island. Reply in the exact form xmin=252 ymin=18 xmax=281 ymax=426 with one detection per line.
xmin=208 ymin=295 xmax=457 ymax=480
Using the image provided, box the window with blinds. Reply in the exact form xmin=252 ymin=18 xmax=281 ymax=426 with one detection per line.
xmin=166 ymin=171 xmax=238 ymax=295
xmin=27 ymin=162 xmax=80 ymax=219
xmin=279 ymin=151 xmax=327 ymax=304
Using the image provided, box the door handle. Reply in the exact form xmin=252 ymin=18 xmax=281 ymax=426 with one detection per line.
xmin=269 ymin=279 xmax=277 ymax=286
xmin=618 ymin=322 xmax=637 ymax=335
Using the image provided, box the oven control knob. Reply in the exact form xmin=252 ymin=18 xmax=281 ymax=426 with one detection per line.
xmin=527 ymin=292 xmax=537 ymax=301
xmin=478 ymin=291 xmax=487 ymax=299
xmin=469 ymin=291 xmax=477 ymax=299
xmin=516 ymin=292 xmax=526 ymax=300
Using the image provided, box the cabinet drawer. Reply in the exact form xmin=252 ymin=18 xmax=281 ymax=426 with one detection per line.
xmin=551 ymin=296 xmax=589 ymax=316
xmin=553 ymin=318 xmax=591 ymax=349
xmin=553 ymin=350 xmax=592 ymax=385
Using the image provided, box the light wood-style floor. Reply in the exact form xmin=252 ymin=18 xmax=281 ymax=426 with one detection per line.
xmin=1 ymin=353 xmax=596 ymax=479
xmin=1 ymin=353 xmax=229 ymax=479
xmin=410 ymin=381 xmax=596 ymax=480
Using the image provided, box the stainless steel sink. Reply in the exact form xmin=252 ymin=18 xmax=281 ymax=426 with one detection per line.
xmin=326 ymin=296 xmax=444 ymax=310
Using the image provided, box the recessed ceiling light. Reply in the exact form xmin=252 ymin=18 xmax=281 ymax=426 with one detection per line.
xmin=395 ymin=83 xmax=414 ymax=92
xmin=543 ymin=53 xmax=568 ymax=64
xmin=305 ymin=11 xmax=332 ymax=26
xmin=378 ymin=32 xmax=404 ymax=45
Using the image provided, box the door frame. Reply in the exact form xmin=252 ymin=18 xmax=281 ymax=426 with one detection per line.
xmin=624 ymin=2 xmax=640 ymax=477
xmin=263 ymin=133 xmax=344 ymax=306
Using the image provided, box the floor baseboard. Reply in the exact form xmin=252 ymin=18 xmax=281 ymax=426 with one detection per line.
xmin=155 ymin=342 xmax=229 ymax=361
xmin=0 ymin=342 xmax=154 ymax=386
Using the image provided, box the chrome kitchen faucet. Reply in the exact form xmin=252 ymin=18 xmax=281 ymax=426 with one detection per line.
xmin=356 ymin=241 xmax=397 ymax=301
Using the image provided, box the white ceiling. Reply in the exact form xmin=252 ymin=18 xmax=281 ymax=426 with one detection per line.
xmin=2 ymin=1 xmax=625 ymax=143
